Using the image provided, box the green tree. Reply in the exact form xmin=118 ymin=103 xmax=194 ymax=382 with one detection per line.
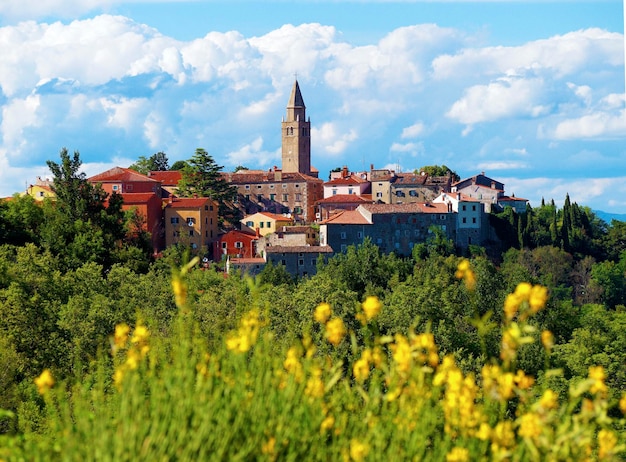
xmin=129 ymin=152 xmax=169 ymax=174
xmin=176 ymin=148 xmax=241 ymax=224
xmin=415 ymin=165 xmax=460 ymax=182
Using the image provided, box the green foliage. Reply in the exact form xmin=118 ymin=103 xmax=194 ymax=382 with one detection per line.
xmin=415 ymin=164 xmax=460 ymax=181
xmin=176 ymin=148 xmax=241 ymax=224
xmin=128 ymin=152 xmax=169 ymax=174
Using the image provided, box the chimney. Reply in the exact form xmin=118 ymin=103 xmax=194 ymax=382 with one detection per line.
xmin=342 ymin=166 xmax=349 ymax=178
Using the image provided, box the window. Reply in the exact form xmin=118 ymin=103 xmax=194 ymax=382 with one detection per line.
xmin=246 ymin=221 xmax=254 ymax=227
xmin=189 ymin=230 xmax=194 ymax=237
xmin=295 ymin=193 xmax=302 ymax=201
xmin=357 ymin=231 xmax=363 ymax=239
xmin=270 ymin=194 xmax=276 ymax=201
xmin=282 ymin=184 xmax=287 ymax=189
xmin=112 ymin=185 xmax=119 ymax=191
xmin=295 ymin=184 xmax=300 ymax=188
xmin=462 ymin=205 xmax=466 ymax=211
xmin=283 ymin=194 xmax=288 ymax=201
xmin=341 ymin=244 xmax=347 ymax=252
xmin=221 ymin=242 xmax=227 ymax=249
xmin=245 ymin=194 xmax=250 ymax=201
xmin=205 ymin=205 xmax=208 ymax=211
xmin=173 ymin=231 xmax=180 ymax=237
xmin=294 ymin=206 xmax=302 ymax=214
xmin=187 ymin=218 xmax=195 ymax=226
xmin=38 ymin=191 xmax=44 ymax=197
xmin=257 ymin=185 xmax=262 ymax=189
xmin=462 ymin=217 xmax=467 ymax=223
xmin=472 ymin=217 xmax=477 ymax=224
xmin=409 ymin=190 xmax=417 ymax=197
xmin=266 ymin=221 xmax=271 ymax=228
xmin=472 ymin=205 xmax=477 ymax=211
xmin=348 ymin=188 xmax=353 ymax=195
xmin=332 ymin=189 xmax=337 ymax=196
xmin=235 ymin=242 xmax=243 ymax=249
xmin=210 ymin=205 xmax=214 ymax=211
xmin=126 ymin=184 xmax=133 ymax=191
xmin=281 ymin=259 xmax=287 ymax=265
xmin=270 ymin=184 xmax=275 ymax=189
xmin=245 ymin=185 xmax=250 ymax=189
xmin=257 ymin=194 xmax=262 ymax=201
xmin=376 ymin=192 xmax=383 ymax=198
xmin=260 ymin=222 xmax=264 ymax=228
xmin=298 ymin=259 xmax=304 ymax=266
xmin=170 ymin=217 xmax=179 ymax=224
xmin=191 ymin=243 xmax=197 ymax=249
xmin=340 ymin=232 xmax=346 ymax=239
xmin=311 ymin=258 xmax=317 ymax=266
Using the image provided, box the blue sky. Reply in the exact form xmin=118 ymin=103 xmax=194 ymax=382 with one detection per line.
xmin=0 ymin=1 xmax=624 ymax=214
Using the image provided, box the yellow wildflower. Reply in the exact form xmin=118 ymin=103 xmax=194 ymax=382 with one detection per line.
xmin=314 ymin=302 xmax=332 ymax=324
xmin=361 ymin=296 xmax=381 ymax=321
xmin=325 ymin=317 xmax=346 ymax=347
xmin=517 ymin=412 xmax=541 ymax=439
xmin=491 ymin=421 xmax=515 ymax=450
xmin=598 ymin=429 xmax=617 ymax=459
xmin=171 ymin=276 xmax=187 ymax=307
xmin=529 ymin=284 xmax=548 ymax=312
xmin=131 ymin=324 xmax=150 ymax=345
xmin=353 ymin=356 xmax=370 ymax=383
xmin=261 ymin=437 xmax=276 ymax=457
xmin=504 ymin=293 xmax=521 ymax=321
xmin=320 ymin=415 xmax=335 ymax=433
xmin=305 ymin=367 xmax=325 ymax=398
xmin=455 ymin=258 xmax=476 ymax=291
xmin=34 ymin=369 xmax=54 ymax=395
xmin=538 ymin=389 xmax=558 ymax=410
xmin=446 ymin=447 xmax=469 ymax=462
xmin=476 ymin=422 xmax=491 ymax=441
xmin=125 ymin=348 xmax=141 ymax=370
xmin=390 ymin=334 xmax=411 ymax=374
xmin=283 ymin=347 xmax=302 ymax=375
xmin=113 ymin=323 xmax=130 ymax=350
xmin=589 ymin=365 xmax=607 ymax=395
xmin=349 ymin=439 xmax=370 ymax=462
xmin=514 ymin=369 xmax=535 ymax=390
xmin=113 ymin=368 xmax=124 ymax=388
xmin=541 ymin=330 xmax=554 ymax=352
xmin=514 ymin=282 xmax=532 ymax=299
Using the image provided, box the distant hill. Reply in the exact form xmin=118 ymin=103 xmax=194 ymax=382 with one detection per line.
xmin=594 ymin=210 xmax=626 ymax=223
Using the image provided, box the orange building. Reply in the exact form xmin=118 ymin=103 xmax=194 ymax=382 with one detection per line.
xmin=163 ymin=196 xmax=219 ymax=253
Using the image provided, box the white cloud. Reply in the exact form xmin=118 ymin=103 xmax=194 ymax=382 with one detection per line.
xmin=401 ymin=122 xmax=425 ymax=139
xmin=476 ymin=161 xmax=528 ymax=170
xmin=551 ymin=109 xmax=626 ymax=140
xmin=1 ymin=94 xmax=41 ymax=152
xmin=312 ymin=122 xmax=358 ymax=156
xmin=390 ymin=141 xmax=424 ymax=158
xmin=447 ymin=75 xmax=550 ymax=125
xmin=225 ymin=137 xmax=280 ymax=169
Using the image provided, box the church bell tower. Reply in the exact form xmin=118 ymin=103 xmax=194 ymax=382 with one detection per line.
xmin=281 ymin=80 xmax=311 ymax=175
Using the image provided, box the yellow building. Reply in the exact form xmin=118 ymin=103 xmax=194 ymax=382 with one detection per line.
xmin=164 ymin=196 xmax=219 ymax=251
xmin=241 ymin=212 xmax=293 ymax=237
xmin=24 ymin=178 xmax=56 ymax=201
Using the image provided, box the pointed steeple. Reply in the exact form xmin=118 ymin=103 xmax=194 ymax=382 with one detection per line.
xmin=282 ymin=79 xmax=311 ymax=175
xmin=286 ymin=80 xmax=306 ymax=122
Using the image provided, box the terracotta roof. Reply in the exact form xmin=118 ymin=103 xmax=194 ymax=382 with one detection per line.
xmin=165 ymin=197 xmax=213 ymax=208
xmin=359 ymin=203 xmax=449 ymax=214
xmin=89 ymin=167 xmax=158 ymax=183
xmin=265 ymin=245 xmax=333 ymax=254
xmin=499 ymin=196 xmax=528 ymax=202
xmin=277 ymin=225 xmax=314 ymax=234
xmin=324 ymin=175 xmax=368 ymax=186
xmin=225 ymin=171 xmax=322 ymax=184
xmin=320 ymin=210 xmax=371 ymax=225
xmin=148 ymin=171 xmax=182 ymax=185
xmin=438 ymin=192 xmax=481 ymax=202
xmin=120 ymin=192 xmax=158 ymax=204
xmin=244 ymin=212 xmax=293 ymax=221
xmin=229 ymin=257 xmax=266 ymax=264
xmin=220 ymin=229 xmax=258 ymax=238
xmin=316 ymin=194 xmax=371 ymax=205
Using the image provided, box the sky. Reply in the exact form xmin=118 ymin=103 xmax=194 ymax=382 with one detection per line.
xmin=0 ymin=0 xmax=625 ymax=215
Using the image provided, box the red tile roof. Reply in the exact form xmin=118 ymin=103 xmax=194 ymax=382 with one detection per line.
xmin=360 ymin=203 xmax=449 ymax=214
xmin=224 ymin=171 xmax=322 ymax=184
xmin=324 ymin=175 xmax=368 ymax=186
xmin=165 ymin=197 xmax=213 ymax=208
xmin=265 ymin=245 xmax=334 ymax=254
xmin=320 ymin=210 xmax=371 ymax=225
xmin=89 ymin=167 xmax=158 ymax=183
xmin=148 ymin=170 xmax=182 ymax=185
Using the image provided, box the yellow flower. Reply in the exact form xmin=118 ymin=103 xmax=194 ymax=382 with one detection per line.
xmin=514 ymin=282 xmax=532 ymax=299
xmin=538 ymin=389 xmax=558 ymax=410
xmin=353 ymin=357 xmax=370 ymax=383
xmin=504 ymin=293 xmax=521 ymax=321
xmin=320 ymin=415 xmax=335 ymax=433
xmin=476 ymin=422 xmax=491 ymax=441
xmin=131 ymin=324 xmax=150 ymax=345
xmin=325 ymin=317 xmax=346 ymax=347
xmin=261 ymin=437 xmax=276 ymax=457
xmin=390 ymin=334 xmax=411 ymax=374
xmin=113 ymin=323 xmax=130 ymax=350
xmin=314 ymin=302 xmax=332 ymax=324
xmin=455 ymin=259 xmax=476 ymax=291
xmin=517 ymin=412 xmax=541 ymax=439
xmin=529 ymin=285 xmax=548 ymax=312
xmin=349 ymin=439 xmax=370 ymax=462
xmin=446 ymin=447 xmax=469 ymax=462
xmin=34 ymin=369 xmax=54 ymax=395
xmin=113 ymin=368 xmax=125 ymax=388
xmin=541 ymin=330 xmax=554 ymax=352
xmin=361 ymin=296 xmax=381 ymax=321
xmin=589 ymin=365 xmax=607 ymax=395
xmin=171 ymin=276 xmax=187 ymax=307
xmin=305 ymin=367 xmax=325 ymax=398
xmin=598 ymin=429 xmax=617 ymax=459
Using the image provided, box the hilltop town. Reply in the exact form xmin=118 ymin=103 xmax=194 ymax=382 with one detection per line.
xmin=22 ymin=80 xmax=529 ymax=276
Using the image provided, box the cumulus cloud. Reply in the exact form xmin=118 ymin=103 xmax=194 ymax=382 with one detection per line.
xmin=224 ymin=137 xmax=280 ymax=169
xmin=401 ymin=122 xmax=425 ymax=139
xmin=312 ymin=122 xmax=358 ymax=156
xmin=447 ymin=74 xmax=551 ymax=126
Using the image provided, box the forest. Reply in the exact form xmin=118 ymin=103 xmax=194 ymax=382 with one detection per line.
xmin=0 ymin=150 xmax=625 ymax=459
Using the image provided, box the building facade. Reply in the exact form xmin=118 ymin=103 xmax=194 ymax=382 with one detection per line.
xmin=164 ymin=197 xmax=219 ymax=252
